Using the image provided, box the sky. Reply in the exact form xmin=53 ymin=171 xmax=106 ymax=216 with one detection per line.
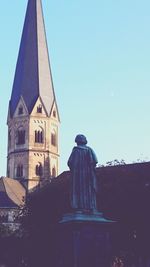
xmin=1 ymin=0 xmax=150 ymax=176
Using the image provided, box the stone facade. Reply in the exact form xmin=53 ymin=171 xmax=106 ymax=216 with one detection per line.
xmin=7 ymin=98 xmax=59 ymax=190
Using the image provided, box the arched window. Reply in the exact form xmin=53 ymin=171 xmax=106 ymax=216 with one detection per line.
xmin=37 ymin=105 xmax=42 ymax=113
xmin=51 ymin=130 xmax=57 ymax=147
xmin=16 ymin=128 xmax=25 ymax=145
xmin=18 ymin=106 xmax=23 ymax=115
xmin=8 ymin=130 xmax=11 ymax=147
xmin=35 ymin=128 xmax=44 ymax=143
xmin=36 ymin=163 xmax=43 ymax=176
xmin=16 ymin=165 xmax=23 ymax=178
xmin=7 ymin=166 xmax=10 ymax=177
xmin=52 ymin=167 xmax=56 ymax=177
xmin=53 ymin=110 xmax=56 ymax=118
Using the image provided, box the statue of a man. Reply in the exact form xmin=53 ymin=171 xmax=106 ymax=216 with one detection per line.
xmin=68 ymin=134 xmax=98 ymax=213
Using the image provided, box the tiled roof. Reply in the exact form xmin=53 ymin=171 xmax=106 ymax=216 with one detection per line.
xmin=0 ymin=177 xmax=25 ymax=208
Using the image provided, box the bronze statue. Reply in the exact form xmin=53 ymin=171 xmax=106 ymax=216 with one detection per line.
xmin=68 ymin=135 xmax=98 ymax=213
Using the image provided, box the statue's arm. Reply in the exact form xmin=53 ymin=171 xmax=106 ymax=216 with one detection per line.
xmin=89 ymin=148 xmax=98 ymax=167
xmin=67 ymin=154 xmax=72 ymax=169
xmin=67 ymin=148 xmax=75 ymax=169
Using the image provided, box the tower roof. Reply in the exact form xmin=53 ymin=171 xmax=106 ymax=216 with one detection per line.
xmin=10 ymin=0 xmax=56 ymax=117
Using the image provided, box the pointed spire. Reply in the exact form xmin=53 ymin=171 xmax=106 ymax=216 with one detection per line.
xmin=10 ymin=0 xmax=56 ymax=116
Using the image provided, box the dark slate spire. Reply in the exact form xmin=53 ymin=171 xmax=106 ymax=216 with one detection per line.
xmin=10 ymin=0 xmax=56 ymax=116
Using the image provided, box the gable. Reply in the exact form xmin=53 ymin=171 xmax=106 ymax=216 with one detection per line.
xmin=50 ymin=101 xmax=60 ymax=121
xmin=30 ymin=97 xmax=47 ymax=117
xmin=13 ymin=96 xmax=28 ymax=118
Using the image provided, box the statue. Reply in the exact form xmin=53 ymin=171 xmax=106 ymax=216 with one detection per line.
xmin=68 ymin=134 xmax=98 ymax=213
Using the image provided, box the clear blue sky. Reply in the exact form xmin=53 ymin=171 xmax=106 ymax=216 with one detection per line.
xmin=1 ymin=0 xmax=150 ymax=176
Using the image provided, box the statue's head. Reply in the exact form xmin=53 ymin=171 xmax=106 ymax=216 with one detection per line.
xmin=75 ymin=134 xmax=87 ymax=145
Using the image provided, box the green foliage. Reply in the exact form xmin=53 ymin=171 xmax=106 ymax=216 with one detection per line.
xmin=106 ymin=159 xmax=126 ymax=166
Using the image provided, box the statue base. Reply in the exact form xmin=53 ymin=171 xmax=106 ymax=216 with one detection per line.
xmin=57 ymin=212 xmax=115 ymax=267
xmin=60 ymin=210 xmax=114 ymax=224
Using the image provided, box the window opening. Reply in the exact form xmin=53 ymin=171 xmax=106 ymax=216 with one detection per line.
xmin=8 ymin=130 xmax=11 ymax=146
xmin=37 ymin=105 xmax=42 ymax=113
xmin=35 ymin=130 xmax=43 ymax=143
xmin=53 ymin=110 xmax=56 ymax=118
xmin=51 ymin=131 xmax=57 ymax=147
xmin=18 ymin=106 xmax=23 ymax=115
xmin=36 ymin=163 xmax=43 ymax=176
xmin=52 ymin=167 xmax=56 ymax=177
xmin=16 ymin=165 xmax=23 ymax=178
xmin=16 ymin=129 xmax=25 ymax=145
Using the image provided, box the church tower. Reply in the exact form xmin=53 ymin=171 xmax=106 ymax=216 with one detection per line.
xmin=7 ymin=0 xmax=60 ymax=190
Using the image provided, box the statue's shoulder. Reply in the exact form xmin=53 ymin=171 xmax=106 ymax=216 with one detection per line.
xmin=71 ymin=146 xmax=79 ymax=153
xmin=87 ymin=146 xmax=98 ymax=157
xmin=86 ymin=146 xmax=93 ymax=152
xmin=87 ymin=147 xmax=98 ymax=163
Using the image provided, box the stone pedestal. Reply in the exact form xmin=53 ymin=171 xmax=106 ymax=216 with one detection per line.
xmin=57 ymin=213 xmax=114 ymax=267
